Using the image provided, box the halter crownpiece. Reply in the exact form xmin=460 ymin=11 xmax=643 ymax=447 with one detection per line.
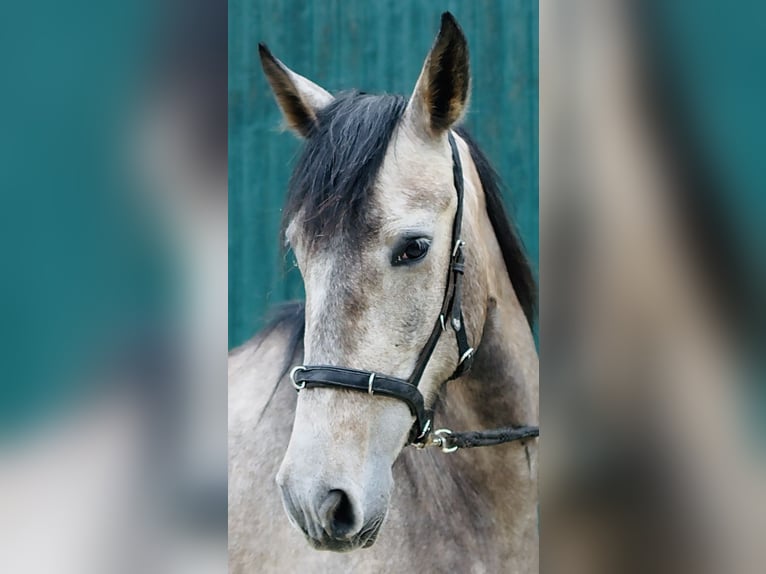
xmin=290 ymin=132 xmax=539 ymax=451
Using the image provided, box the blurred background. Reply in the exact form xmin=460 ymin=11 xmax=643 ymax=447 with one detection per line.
xmin=0 ymin=0 xmax=227 ymax=572
xmin=229 ymin=0 xmax=539 ymax=349
xmin=542 ymin=1 xmax=766 ymax=573
xmin=0 ymin=0 xmax=765 ymax=572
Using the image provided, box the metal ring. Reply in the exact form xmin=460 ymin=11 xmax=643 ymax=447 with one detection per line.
xmin=290 ymin=366 xmax=307 ymax=391
xmin=368 ymin=372 xmax=376 ymax=396
xmin=434 ymin=428 xmax=458 ymax=453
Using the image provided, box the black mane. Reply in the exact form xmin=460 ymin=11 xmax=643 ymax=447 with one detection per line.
xmin=282 ymin=91 xmax=537 ymax=327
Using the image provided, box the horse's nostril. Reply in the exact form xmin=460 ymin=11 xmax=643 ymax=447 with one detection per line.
xmin=318 ymin=489 xmax=357 ymax=539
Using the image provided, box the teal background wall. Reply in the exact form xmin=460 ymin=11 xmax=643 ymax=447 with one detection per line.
xmin=229 ymin=0 xmax=538 ymax=349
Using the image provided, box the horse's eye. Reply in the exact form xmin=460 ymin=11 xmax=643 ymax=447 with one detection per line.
xmin=392 ymin=238 xmax=430 ymax=266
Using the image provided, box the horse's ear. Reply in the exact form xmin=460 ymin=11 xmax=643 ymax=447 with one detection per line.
xmin=258 ymin=44 xmax=333 ymax=137
xmin=406 ymin=12 xmax=470 ymax=138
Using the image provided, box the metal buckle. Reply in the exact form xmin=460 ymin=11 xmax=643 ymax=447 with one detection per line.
xmin=412 ymin=419 xmax=432 ymax=448
xmin=368 ymin=372 xmax=376 ymax=396
xmin=458 ymin=347 xmax=474 ymax=366
xmin=289 ymin=366 xmax=307 ymax=390
xmin=452 ymin=239 xmax=465 ymax=257
xmin=434 ymin=428 xmax=458 ymax=453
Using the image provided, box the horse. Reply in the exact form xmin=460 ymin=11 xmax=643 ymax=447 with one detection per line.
xmin=229 ymin=13 xmax=539 ymax=573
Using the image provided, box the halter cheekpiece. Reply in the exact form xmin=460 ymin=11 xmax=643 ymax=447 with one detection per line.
xmin=290 ymin=132 xmax=539 ymax=452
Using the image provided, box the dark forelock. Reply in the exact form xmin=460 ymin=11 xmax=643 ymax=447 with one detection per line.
xmin=282 ymin=91 xmax=408 ymax=247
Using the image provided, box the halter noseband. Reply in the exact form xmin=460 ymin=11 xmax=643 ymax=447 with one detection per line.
xmin=290 ymin=132 xmax=538 ymax=451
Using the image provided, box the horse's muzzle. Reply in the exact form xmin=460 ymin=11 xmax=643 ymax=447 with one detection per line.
xmin=279 ymin=482 xmax=384 ymax=551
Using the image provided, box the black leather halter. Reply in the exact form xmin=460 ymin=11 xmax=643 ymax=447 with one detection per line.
xmin=290 ymin=132 xmax=539 ymax=451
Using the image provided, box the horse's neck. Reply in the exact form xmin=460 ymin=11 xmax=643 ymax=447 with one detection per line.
xmin=437 ymin=285 xmax=539 ymax=497
xmin=395 ymin=272 xmax=538 ymax=567
xmin=443 ymin=283 xmax=539 ymax=427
